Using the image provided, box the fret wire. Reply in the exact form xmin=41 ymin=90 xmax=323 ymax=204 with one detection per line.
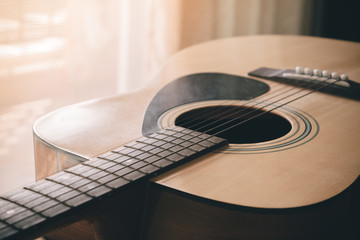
xmin=24 ymin=187 xmax=72 ymax=211
xmin=81 ymin=128 xmax=218 ymax=185
xmin=0 ymin=193 xmax=44 ymax=215
xmin=0 ymin=191 xmax=48 ymax=231
xmin=0 ymin=127 xmax=226 ymax=239
xmin=61 ymin=133 xmax=185 ymax=192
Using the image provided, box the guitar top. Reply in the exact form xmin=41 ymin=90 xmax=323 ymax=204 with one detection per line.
xmin=33 ymin=35 xmax=360 ymax=207
xmin=1 ymin=35 xmax=360 ymax=239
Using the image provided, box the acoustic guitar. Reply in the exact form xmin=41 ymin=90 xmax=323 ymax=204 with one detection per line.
xmin=0 ymin=35 xmax=359 ymax=240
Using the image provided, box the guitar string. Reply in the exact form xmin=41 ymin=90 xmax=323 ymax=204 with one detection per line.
xmin=180 ymin=81 xmax=317 ymax=132
xmin=207 ymin=78 xmax=341 ymax=136
xmin=195 ymin=83 xmax=318 ymax=133
xmin=172 ymin=73 xmax=326 ymax=130
xmin=174 ymin=84 xmax=288 ymax=128
xmin=172 ymin=71 xmax=337 ymax=132
xmin=175 ymin=75 xmax=336 ymax=135
xmin=1 ymin=78 xmax=340 ymax=230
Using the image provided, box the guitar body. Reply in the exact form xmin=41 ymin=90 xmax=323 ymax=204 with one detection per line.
xmin=32 ymin=35 xmax=360 ymax=239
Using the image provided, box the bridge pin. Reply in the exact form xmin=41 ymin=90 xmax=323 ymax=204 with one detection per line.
xmin=322 ymin=70 xmax=330 ymax=78
xmin=295 ymin=66 xmax=303 ymax=74
xmin=304 ymin=67 xmax=312 ymax=75
xmin=331 ymin=72 xmax=339 ymax=80
xmin=313 ymin=69 xmax=321 ymax=76
xmin=340 ymin=74 xmax=349 ymax=81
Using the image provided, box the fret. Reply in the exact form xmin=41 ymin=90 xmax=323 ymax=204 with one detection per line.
xmin=138 ymin=137 xmax=158 ymax=145
xmin=0 ymin=226 xmax=17 ymax=239
xmin=178 ymin=148 xmax=196 ymax=157
xmin=0 ymin=127 xmax=227 ymax=239
xmin=127 ymin=149 xmax=144 ymax=158
xmin=140 ymin=144 xmax=156 ymax=152
xmin=165 ymin=153 xmax=183 ymax=162
xmin=86 ymin=185 xmax=112 ymax=198
xmin=33 ymin=200 xmax=60 ymax=213
xmin=47 ymin=186 xmax=73 ymax=199
xmin=139 ymin=164 xmax=159 ymax=174
xmin=88 ymin=171 xmax=109 ymax=181
xmin=198 ymin=139 xmax=216 ymax=148
xmin=61 ymin=175 xmax=83 ymax=186
xmin=131 ymin=161 xmax=148 ymax=169
xmin=25 ymin=180 xmax=54 ymax=192
xmin=114 ymin=147 xmax=134 ymax=155
xmin=113 ymin=155 xmax=131 ymax=163
xmin=156 ymin=149 xmax=173 ymax=158
xmin=161 ymin=142 xmax=176 ymax=149
xmin=0 ymin=195 xmax=47 ymax=232
xmin=56 ymin=190 xmax=84 ymax=202
xmin=121 ymin=157 xmax=139 ymax=166
xmin=0 ymin=199 xmax=11 ymax=210
xmin=179 ymin=141 xmax=193 ymax=148
xmin=6 ymin=210 xmax=34 ymax=224
xmin=168 ymin=145 xmax=184 ymax=152
xmin=0 ymin=221 xmax=7 ymax=229
xmin=23 ymin=195 xmax=51 ymax=209
xmin=148 ymin=147 xmax=163 ymax=155
xmin=96 ymin=174 xmax=118 ymax=184
xmin=106 ymin=177 xmax=129 ymax=189
xmin=66 ymin=165 xmax=94 ymax=175
xmin=114 ymin=167 xmax=133 ymax=176
xmin=135 ymin=152 xmax=152 ymax=161
xmin=85 ymin=158 xmax=109 ymax=167
xmin=0 ymin=202 xmax=27 ymax=220
xmin=123 ymin=170 xmax=146 ymax=181
xmin=96 ymin=161 xmax=117 ymax=170
xmin=152 ymin=159 xmax=173 ymax=168
xmin=65 ymin=194 xmax=93 ymax=207
xmin=41 ymin=204 xmax=70 ymax=218
xmin=189 ymin=144 xmax=206 ymax=152
xmin=128 ymin=142 xmax=147 ymax=149
xmin=14 ymin=214 xmax=46 ymax=230
xmin=69 ymin=178 xmax=91 ymax=189
xmin=78 ymin=181 xmax=101 ymax=193
xmin=103 ymin=164 xmax=124 ymax=174
xmin=142 ymin=155 xmax=161 ymax=164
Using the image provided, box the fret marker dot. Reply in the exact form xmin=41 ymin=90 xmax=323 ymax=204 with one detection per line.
xmin=6 ymin=210 xmax=15 ymax=215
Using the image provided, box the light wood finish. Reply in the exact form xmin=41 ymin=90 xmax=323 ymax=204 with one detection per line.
xmin=35 ymin=35 xmax=360 ymax=207
xmin=32 ymin=35 xmax=360 ymax=238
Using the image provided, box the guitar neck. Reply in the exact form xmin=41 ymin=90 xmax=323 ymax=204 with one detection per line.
xmin=0 ymin=127 xmax=227 ymax=240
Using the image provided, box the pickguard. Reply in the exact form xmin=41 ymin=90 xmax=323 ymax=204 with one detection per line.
xmin=142 ymin=72 xmax=270 ymax=135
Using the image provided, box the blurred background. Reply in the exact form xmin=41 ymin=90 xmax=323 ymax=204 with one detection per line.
xmin=0 ymin=0 xmax=359 ymax=194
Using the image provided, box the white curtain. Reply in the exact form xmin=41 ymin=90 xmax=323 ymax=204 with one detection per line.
xmin=117 ymin=0 xmax=313 ymax=93
xmin=0 ymin=0 xmax=313 ymax=194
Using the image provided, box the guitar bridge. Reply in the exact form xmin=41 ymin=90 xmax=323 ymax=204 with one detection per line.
xmin=248 ymin=67 xmax=360 ymax=100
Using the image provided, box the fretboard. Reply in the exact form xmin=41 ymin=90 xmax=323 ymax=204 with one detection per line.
xmin=0 ymin=127 xmax=227 ymax=240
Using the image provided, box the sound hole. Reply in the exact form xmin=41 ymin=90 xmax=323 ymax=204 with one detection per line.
xmin=175 ymin=106 xmax=292 ymax=144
